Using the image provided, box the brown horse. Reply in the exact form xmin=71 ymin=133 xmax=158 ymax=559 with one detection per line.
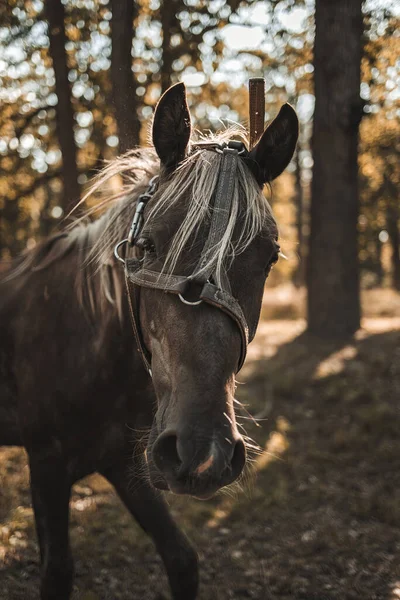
xmin=0 ymin=83 xmax=298 ymax=600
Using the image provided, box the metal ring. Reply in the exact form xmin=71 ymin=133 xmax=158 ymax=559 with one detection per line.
xmin=114 ymin=239 xmax=129 ymax=264
xmin=148 ymin=175 xmax=159 ymax=187
xmin=178 ymin=293 xmax=203 ymax=306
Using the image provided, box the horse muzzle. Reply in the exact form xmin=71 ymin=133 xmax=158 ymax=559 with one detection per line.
xmin=147 ymin=428 xmax=246 ymax=498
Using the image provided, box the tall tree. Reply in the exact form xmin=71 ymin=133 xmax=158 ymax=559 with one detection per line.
xmin=111 ymin=0 xmax=140 ymax=154
xmin=386 ymin=187 xmax=400 ymax=291
xmin=307 ymin=0 xmax=363 ymax=337
xmin=293 ymin=146 xmax=305 ymax=287
xmin=160 ymin=0 xmax=180 ymax=94
xmin=46 ymin=0 xmax=80 ymax=213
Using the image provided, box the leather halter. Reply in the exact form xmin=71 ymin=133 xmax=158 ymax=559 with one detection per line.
xmin=115 ymin=140 xmax=252 ymax=376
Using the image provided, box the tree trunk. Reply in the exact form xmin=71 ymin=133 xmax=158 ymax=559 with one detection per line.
xmin=372 ymin=232 xmax=384 ymax=286
xmin=111 ymin=0 xmax=140 ymax=154
xmin=160 ymin=0 xmax=180 ymax=93
xmin=46 ymin=0 xmax=80 ymax=214
xmin=307 ymin=0 xmax=363 ymax=337
xmin=294 ymin=147 xmax=304 ymax=287
xmin=386 ymin=198 xmax=400 ymax=291
xmin=0 ymin=196 xmax=20 ymax=258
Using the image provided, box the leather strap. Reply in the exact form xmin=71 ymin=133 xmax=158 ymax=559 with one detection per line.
xmin=199 ymin=282 xmax=248 ymax=371
xmin=192 ymin=147 xmax=238 ymax=284
xmin=125 ymin=271 xmax=152 ymax=374
xmin=125 ymin=267 xmax=249 ymax=373
xmin=126 ymin=257 xmax=189 ymax=294
xmin=123 ymin=142 xmax=251 ymax=374
xmin=125 ymin=261 xmax=249 ymax=373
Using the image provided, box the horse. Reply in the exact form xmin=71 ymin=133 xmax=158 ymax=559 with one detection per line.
xmin=0 ymin=82 xmax=298 ymax=600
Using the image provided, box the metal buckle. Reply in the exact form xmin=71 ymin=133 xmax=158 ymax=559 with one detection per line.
xmin=114 ymin=175 xmax=159 ymax=258
xmin=227 ymin=140 xmax=247 ymax=155
xmin=127 ymin=200 xmax=146 ymax=245
xmin=192 ymin=141 xmax=247 ymax=156
xmin=128 ymin=175 xmax=159 ymax=245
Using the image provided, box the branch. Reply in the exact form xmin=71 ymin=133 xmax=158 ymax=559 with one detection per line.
xmin=15 ymin=170 xmax=62 ymax=199
xmin=13 ymin=105 xmax=52 ymax=139
xmin=15 ymin=165 xmax=91 ymax=200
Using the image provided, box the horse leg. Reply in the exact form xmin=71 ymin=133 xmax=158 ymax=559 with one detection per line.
xmin=29 ymin=454 xmax=73 ymax=600
xmin=101 ymin=461 xmax=199 ymax=600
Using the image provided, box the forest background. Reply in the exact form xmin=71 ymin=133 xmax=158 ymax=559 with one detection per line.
xmin=1 ymin=2 xmax=400 ymax=599
xmin=0 ymin=0 xmax=399 ymax=310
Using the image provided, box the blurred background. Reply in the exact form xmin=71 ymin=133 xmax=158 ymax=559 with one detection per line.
xmin=0 ymin=0 xmax=398 ymax=297
xmin=1 ymin=1 xmax=400 ymax=599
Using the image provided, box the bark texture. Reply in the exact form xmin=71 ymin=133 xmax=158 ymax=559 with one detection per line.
xmin=111 ymin=0 xmax=140 ymax=154
xmin=294 ymin=147 xmax=304 ymax=287
xmin=307 ymin=0 xmax=363 ymax=337
xmin=160 ymin=0 xmax=180 ymax=93
xmin=46 ymin=0 xmax=80 ymax=213
xmin=386 ymin=197 xmax=400 ymax=291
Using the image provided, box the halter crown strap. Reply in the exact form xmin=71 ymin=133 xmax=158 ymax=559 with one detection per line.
xmin=191 ymin=146 xmax=238 ymax=284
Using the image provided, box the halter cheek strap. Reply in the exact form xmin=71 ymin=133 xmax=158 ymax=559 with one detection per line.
xmin=117 ymin=141 xmax=251 ymax=375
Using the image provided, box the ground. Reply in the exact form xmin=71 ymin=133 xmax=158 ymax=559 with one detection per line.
xmin=1 ymin=290 xmax=400 ymax=600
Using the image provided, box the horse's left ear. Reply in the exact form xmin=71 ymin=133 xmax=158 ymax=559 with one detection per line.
xmin=152 ymin=82 xmax=191 ymax=169
xmin=249 ymin=103 xmax=299 ymax=185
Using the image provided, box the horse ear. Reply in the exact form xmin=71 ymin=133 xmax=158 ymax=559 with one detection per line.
xmin=152 ymin=82 xmax=191 ymax=169
xmin=249 ymin=103 xmax=299 ymax=185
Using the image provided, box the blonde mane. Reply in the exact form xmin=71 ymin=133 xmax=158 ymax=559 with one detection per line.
xmin=2 ymin=128 xmax=277 ymax=319
xmin=83 ymin=127 xmax=276 ymax=287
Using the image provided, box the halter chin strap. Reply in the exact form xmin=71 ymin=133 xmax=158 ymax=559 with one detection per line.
xmin=117 ymin=141 xmax=252 ymax=376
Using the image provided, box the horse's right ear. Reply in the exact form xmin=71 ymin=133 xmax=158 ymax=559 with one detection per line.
xmin=152 ymin=82 xmax=191 ymax=169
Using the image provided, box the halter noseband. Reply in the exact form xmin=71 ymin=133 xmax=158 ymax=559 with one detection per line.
xmin=114 ymin=140 xmax=253 ymax=376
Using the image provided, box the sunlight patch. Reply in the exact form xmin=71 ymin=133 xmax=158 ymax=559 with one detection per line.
xmin=390 ymin=582 xmax=400 ymax=599
xmin=254 ymin=430 xmax=289 ymax=472
xmin=207 ymin=509 xmax=230 ymax=529
xmin=313 ymin=345 xmax=358 ymax=380
xmin=71 ymin=497 xmax=97 ymax=512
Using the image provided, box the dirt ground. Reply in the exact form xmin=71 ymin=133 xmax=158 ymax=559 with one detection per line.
xmin=1 ymin=314 xmax=400 ymax=600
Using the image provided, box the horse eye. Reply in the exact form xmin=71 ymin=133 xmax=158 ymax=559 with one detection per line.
xmin=136 ymin=237 xmax=156 ymax=254
xmin=266 ymin=251 xmax=279 ymax=274
xmin=271 ymin=252 xmax=279 ymax=265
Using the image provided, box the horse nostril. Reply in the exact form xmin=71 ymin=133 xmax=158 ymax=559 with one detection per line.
xmin=152 ymin=431 xmax=182 ymax=474
xmin=230 ymin=437 xmax=246 ymax=479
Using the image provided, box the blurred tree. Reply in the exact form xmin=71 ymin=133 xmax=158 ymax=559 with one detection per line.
xmin=159 ymin=0 xmax=180 ymax=94
xmin=46 ymin=0 xmax=80 ymax=212
xmin=307 ymin=0 xmax=363 ymax=337
xmin=359 ymin=15 xmax=400 ymax=289
xmin=360 ymin=112 xmax=400 ymax=289
xmin=0 ymin=0 xmax=398 ymax=295
xmin=386 ymin=190 xmax=400 ymax=290
xmin=293 ymin=146 xmax=304 ymax=286
xmin=111 ymin=0 xmax=140 ymax=153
